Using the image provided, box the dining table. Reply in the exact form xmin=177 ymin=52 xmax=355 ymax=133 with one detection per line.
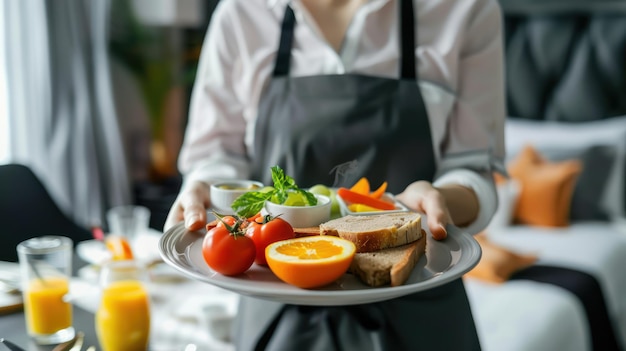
xmin=0 ymin=254 xmax=99 ymax=351
xmin=0 ymin=232 xmax=240 ymax=351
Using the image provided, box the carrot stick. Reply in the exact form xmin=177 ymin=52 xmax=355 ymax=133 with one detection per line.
xmin=337 ymin=187 xmax=396 ymax=210
xmin=350 ymin=177 xmax=370 ymax=194
xmin=369 ymin=181 xmax=388 ymax=199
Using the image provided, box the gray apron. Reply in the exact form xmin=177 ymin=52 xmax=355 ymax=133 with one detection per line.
xmin=239 ymin=1 xmax=481 ymax=350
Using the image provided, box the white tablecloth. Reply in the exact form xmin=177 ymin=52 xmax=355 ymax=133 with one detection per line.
xmin=74 ymin=231 xmax=240 ymax=351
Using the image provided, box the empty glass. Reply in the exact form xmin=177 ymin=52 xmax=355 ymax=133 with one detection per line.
xmin=106 ymin=205 xmax=150 ymax=248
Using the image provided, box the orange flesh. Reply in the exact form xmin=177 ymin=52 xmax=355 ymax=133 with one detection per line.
xmin=276 ymin=240 xmax=343 ymax=260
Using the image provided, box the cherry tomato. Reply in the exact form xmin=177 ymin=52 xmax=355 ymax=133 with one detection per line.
xmin=246 ymin=215 xmax=295 ymax=265
xmin=202 ymin=226 xmax=256 ymax=276
xmin=205 ymin=216 xmax=237 ymax=232
xmin=205 ymin=215 xmax=250 ymax=237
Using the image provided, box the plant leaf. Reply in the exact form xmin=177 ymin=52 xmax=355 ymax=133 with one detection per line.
xmin=271 ymin=165 xmax=296 ymax=192
xmin=273 ymin=191 xmax=287 ymax=204
xmin=297 ymin=188 xmax=317 ymax=206
xmin=231 ymin=191 xmax=274 ymax=218
xmin=270 ymin=165 xmax=317 ymax=206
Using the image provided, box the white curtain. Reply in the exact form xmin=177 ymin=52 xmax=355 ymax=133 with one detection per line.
xmin=0 ymin=1 xmax=7 ymax=164
xmin=1 ymin=0 xmax=131 ymax=227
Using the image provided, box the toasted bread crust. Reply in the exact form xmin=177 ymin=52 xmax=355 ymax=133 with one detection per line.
xmin=320 ymin=213 xmax=422 ymax=252
xmin=293 ymin=226 xmax=322 ymax=237
xmin=390 ymin=231 xmax=427 ymax=286
xmin=349 ymin=230 xmax=427 ymax=287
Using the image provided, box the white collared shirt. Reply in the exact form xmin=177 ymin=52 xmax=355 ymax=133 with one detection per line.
xmin=178 ymin=0 xmax=505 ymax=234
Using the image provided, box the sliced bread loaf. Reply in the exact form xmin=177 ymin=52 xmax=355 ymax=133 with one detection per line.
xmin=349 ymin=230 xmax=427 ymax=287
xmin=319 ymin=212 xmax=422 ymax=252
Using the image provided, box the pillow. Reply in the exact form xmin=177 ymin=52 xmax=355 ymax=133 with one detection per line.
xmin=465 ymin=232 xmax=537 ymax=284
xmin=547 ymin=145 xmax=616 ymax=221
xmin=505 ymin=117 xmax=626 ymax=221
xmin=508 ymin=145 xmax=582 ymax=227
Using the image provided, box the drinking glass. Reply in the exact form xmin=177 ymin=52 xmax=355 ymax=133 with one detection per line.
xmin=106 ymin=205 xmax=150 ymax=248
xmin=95 ymin=260 xmax=151 ymax=351
xmin=17 ymin=236 xmax=75 ymax=345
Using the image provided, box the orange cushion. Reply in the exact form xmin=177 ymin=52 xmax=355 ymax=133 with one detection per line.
xmin=493 ymin=171 xmax=508 ymax=185
xmin=508 ymin=145 xmax=582 ymax=227
xmin=465 ymin=232 xmax=537 ymax=284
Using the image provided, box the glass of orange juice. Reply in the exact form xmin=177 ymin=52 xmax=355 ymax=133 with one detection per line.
xmin=96 ymin=260 xmax=151 ymax=351
xmin=17 ymin=236 xmax=75 ymax=345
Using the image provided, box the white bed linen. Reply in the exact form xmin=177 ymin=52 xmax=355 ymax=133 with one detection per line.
xmin=465 ymin=278 xmax=590 ymax=351
xmin=475 ymin=222 xmax=626 ymax=349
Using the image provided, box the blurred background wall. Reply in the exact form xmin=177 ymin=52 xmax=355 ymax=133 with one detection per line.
xmin=107 ymin=0 xmax=219 ymax=229
xmin=0 ymin=0 xmax=219 ymax=230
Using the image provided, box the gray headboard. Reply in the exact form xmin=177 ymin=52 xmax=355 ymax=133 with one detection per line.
xmin=500 ymin=0 xmax=626 ymax=121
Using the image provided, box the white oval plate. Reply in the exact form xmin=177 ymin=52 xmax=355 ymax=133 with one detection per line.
xmin=159 ymin=218 xmax=481 ymax=306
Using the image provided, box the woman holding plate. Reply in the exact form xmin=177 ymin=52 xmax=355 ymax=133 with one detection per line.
xmin=165 ymin=0 xmax=505 ymax=349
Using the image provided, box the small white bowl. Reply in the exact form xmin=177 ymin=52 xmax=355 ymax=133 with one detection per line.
xmin=264 ymin=194 xmax=331 ymax=228
xmin=336 ymin=192 xmax=409 ymax=216
xmin=210 ymin=180 xmax=264 ymax=215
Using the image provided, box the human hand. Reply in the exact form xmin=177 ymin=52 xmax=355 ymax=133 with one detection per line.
xmin=164 ymin=181 xmax=211 ymax=232
xmin=395 ymin=181 xmax=450 ymax=240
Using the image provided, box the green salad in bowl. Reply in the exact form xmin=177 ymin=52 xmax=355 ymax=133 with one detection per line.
xmin=231 ymin=166 xmax=339 ymax=225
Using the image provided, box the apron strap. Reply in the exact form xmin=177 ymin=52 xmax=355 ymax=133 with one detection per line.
xmin=400 ymin=0 xmax=416 ymax=80
xmin=273 ymin=5 xmax=296 ymax=77
xmin=273 ymin=0 xmax=418 ymax=80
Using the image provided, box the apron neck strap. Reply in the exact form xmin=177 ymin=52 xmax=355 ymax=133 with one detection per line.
xmin=273 ymin=5 xmax=296 ymax=77
xmin=273 ymin=0 xmax=417 ymax=80
xmin=399 ymin=0 xmax=416 ymax=80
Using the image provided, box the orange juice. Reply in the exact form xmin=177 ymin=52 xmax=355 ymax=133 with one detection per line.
xmin=23 ymin=277 xmax=72 ymax=334
xmin=96 ymin=280 xmax=150 ymax=351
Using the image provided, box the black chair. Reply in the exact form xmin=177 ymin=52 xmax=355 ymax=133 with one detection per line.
xmin=0 ymin=164 xmax=92 ymax=262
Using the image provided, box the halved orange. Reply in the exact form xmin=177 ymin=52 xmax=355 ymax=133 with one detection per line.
xmin=105 ymin=235 xmax=134 ymax=260
xmin=265 ymin=236 xmax=356 ymax=289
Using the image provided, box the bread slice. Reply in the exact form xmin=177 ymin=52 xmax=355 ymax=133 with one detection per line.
xmin=293 ymin=226 xmax=322 ymax=237
xmin=319 ymin=212 xmax=422 ymax=253
xmin=349 ymin=230 xmax=427 ymax=287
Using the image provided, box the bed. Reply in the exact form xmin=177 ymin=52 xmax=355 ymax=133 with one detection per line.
xmin=464 ymin=1 xmax=626 ymax=349
xmin=466 ymin=221 xmax=626 ymax=351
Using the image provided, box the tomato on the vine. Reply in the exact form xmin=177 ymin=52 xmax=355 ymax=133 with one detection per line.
xmin=202 ymin=225 xmax=256 ymax=276
xmin=246 ymin=215 xmax=295 ymax=265
xmin=215 ymin=215 xmax=240 ymax=229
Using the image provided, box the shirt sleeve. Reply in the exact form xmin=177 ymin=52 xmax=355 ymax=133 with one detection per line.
xmin=444 ymin=0 xmax=506 ymax=163
xmin=435 ymin=0 xmax=506 ymax=233
xmin=177 ymin=2 xmax=251 ymax=190
xmin=434 ymin=169 xmax=498 ymax=235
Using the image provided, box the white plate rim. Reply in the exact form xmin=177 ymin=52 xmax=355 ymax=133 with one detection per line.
xmin=159 ymin=217 xmax=481 ymax=306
